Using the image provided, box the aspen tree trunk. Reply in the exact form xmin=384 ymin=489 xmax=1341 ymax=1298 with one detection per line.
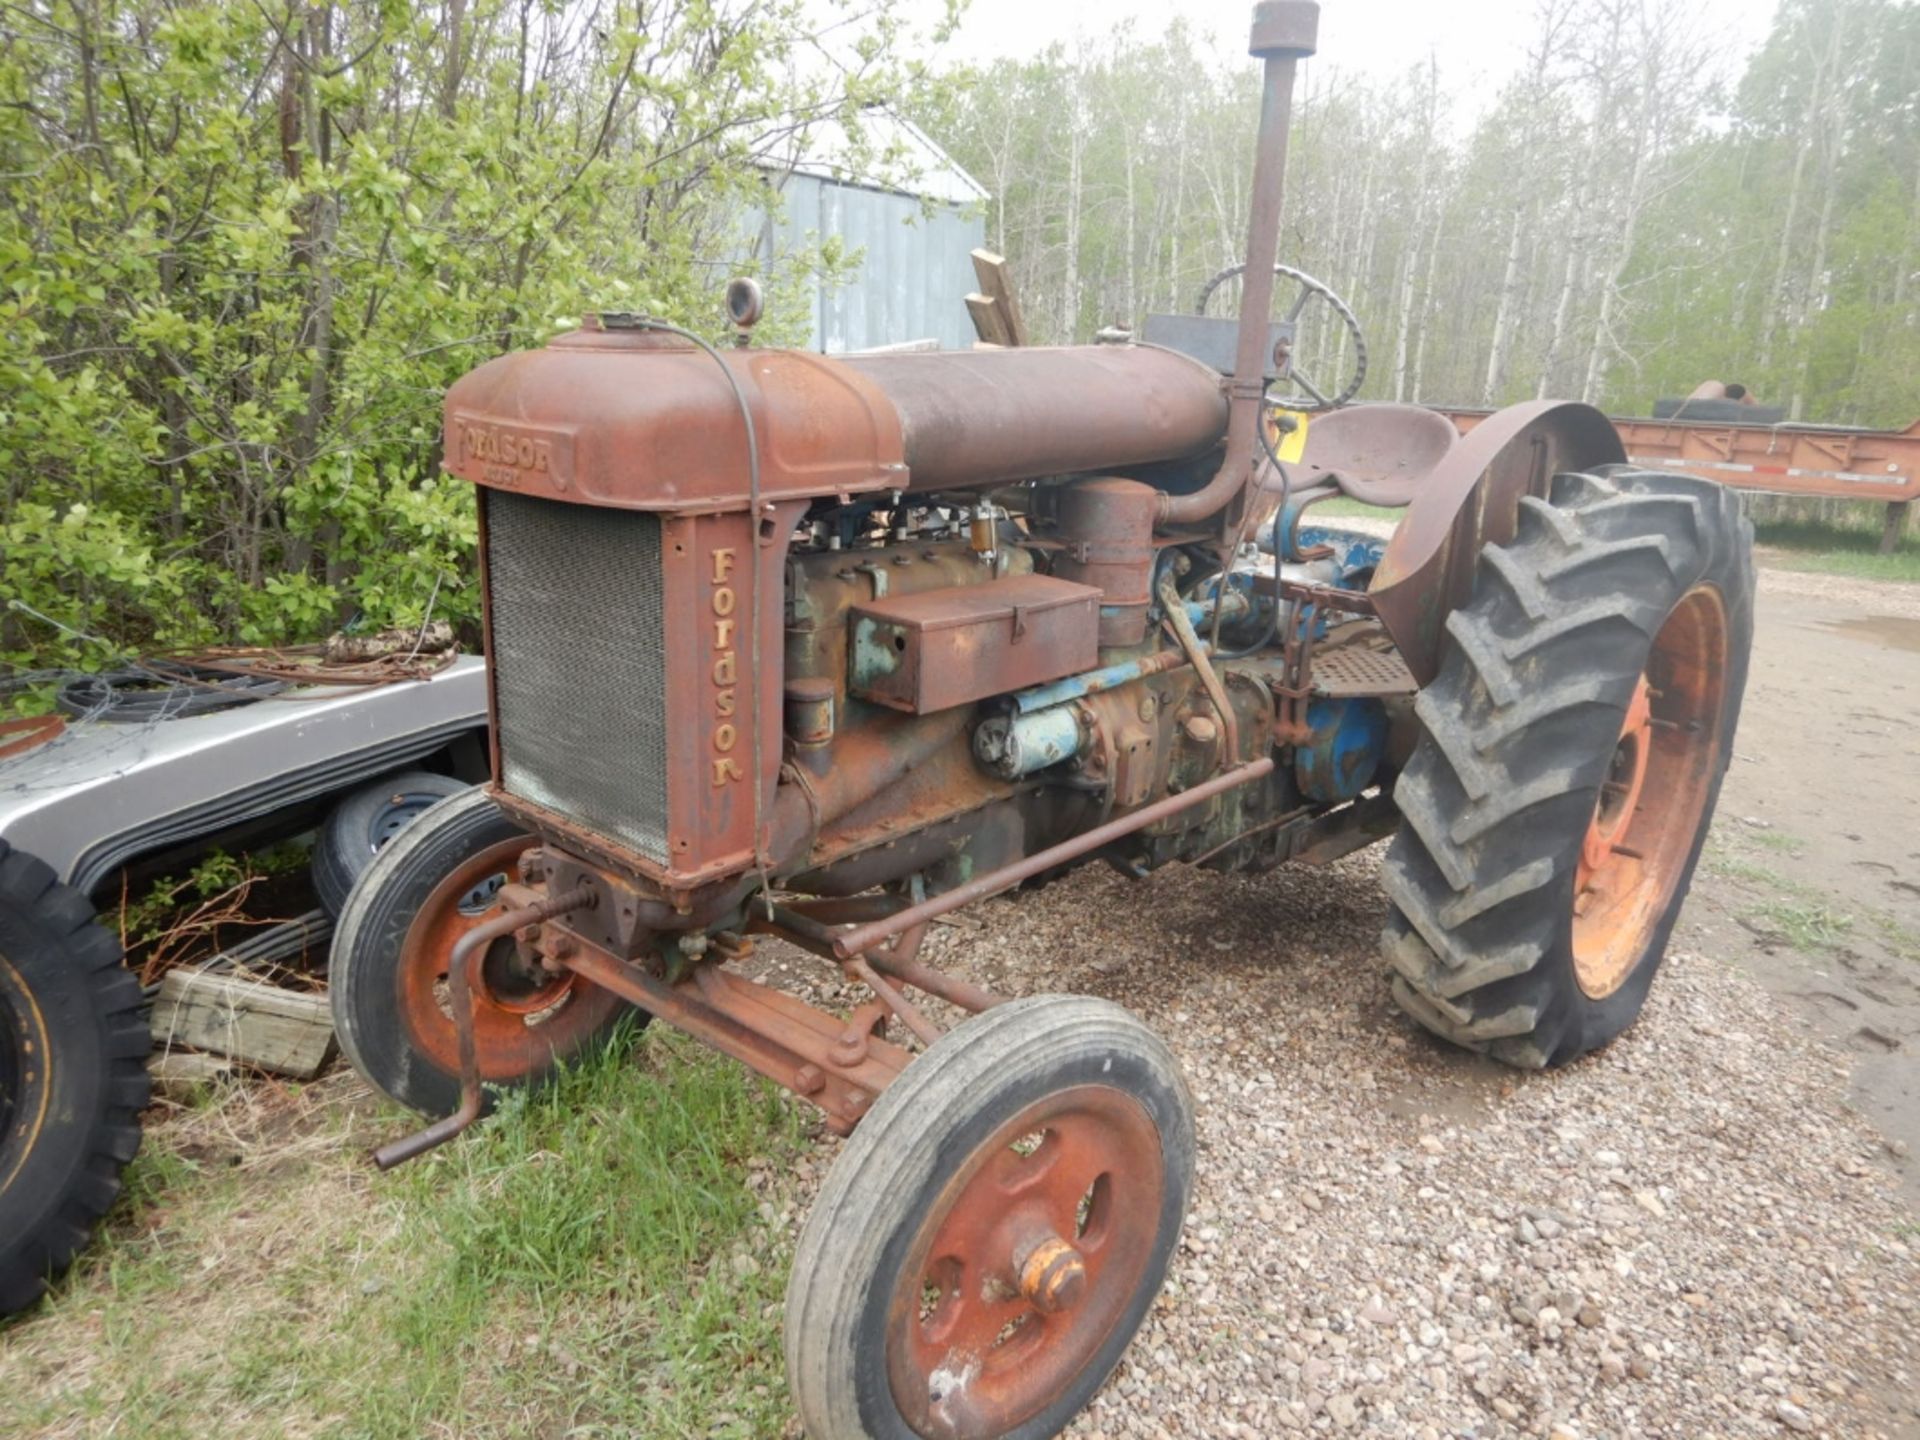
xmin=1061 ymin=82 xmax=1084 ymax=341
xmin=1393 ymin=59 xmax=1440 ymax=402
xmin=1169 ymin=103 xmax=1187 ymax=311
xmin=1390 ymin=215 xmax=1420 ymax=402
xmin=1340 ymin=148 xmax=1378 ymax=400
xmin=1482 ymin=205 xmax=1525 ymax=404
xmin=1791 ymin=4 xmax=1853 ymax=419
xmin=996 ymin=108 xmax=1013 ymax=255
xmin=1758 ymin=10 xmax=1835 ymax=375
xmin=1896 ymin=150 xmax=1920 ymax=310
xmin=1309 ymin=162 xmax=1349 ymax=380
xmin=1124 ymin=131 xmax=1138 ymax=326
xmin=1410 ymin=203 xmax=1445 ymax=403
xmin=1583 ymin=121 xmax=1653 ymax=405
xmin=1536 ymin=199 xmax=1582 ymax=400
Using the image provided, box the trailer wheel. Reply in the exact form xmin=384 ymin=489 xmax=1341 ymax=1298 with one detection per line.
xmin=1382 ymin=467 xmax=1753 ymax=1067
xmin=0 ymin=842 xmax=149 ymax=1315
xmin=329 ymin=789 xmax=634 ymax=1117
xmin=786 ymin=995 xmax=1194 ymax=1440
xmin=312 ymin=770 xmax=469 ymax=918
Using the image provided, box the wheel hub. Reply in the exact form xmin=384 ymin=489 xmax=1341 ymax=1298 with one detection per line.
xmin=394 ymin=838 xmax=610 ymax=1080
xmin=1013 ymin=1231 xmax=1087 ymax=1315
xmin=1578 ymin=676 xmax=1653 ymax=887
xmin=1570 ymin=585 xmax=1729 ymax=999
xmin=887 ymin=1085 xmax=1163 ymax=1439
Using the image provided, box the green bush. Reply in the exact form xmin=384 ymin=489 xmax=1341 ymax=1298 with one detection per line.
xmin=0 ymin=0 xmax=929 ymax=673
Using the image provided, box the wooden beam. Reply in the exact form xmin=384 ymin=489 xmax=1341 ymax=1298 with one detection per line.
xmin=148 ymin=1051 xmax=236 ymax=1101
xmin=966 ymin=293 xmax=1012 ymax=348
xmin=969 ymin=249 xmax=1030 ymax=347
xmin=153 ymin=968 xmax=336 ymax=1079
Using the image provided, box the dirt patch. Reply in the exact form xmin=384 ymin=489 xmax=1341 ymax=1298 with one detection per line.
xmin=1679 ymin=566 xmax=1920 ymax=1205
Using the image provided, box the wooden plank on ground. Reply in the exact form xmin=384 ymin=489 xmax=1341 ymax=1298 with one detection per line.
xmin=970 ymin=249 xmax=1029 ymax=347
xmin=148 ymin=1050 xmax=236 ymax=1101
xmin=152 ymin=969 xmax=336 ymax=1079
xmin=966 ymin=293 xmax=1011 ymax=348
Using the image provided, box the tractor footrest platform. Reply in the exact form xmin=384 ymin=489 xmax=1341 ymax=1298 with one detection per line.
xmin=1309 ymin=634 xmax=1417 ymax=699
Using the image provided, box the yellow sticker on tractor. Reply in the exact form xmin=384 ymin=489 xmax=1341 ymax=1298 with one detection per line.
xmin=1269 ymin=409 xmax=1311 ymax=464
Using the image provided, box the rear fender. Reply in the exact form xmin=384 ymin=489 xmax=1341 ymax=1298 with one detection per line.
xmin=1368 ymin=401 xmax=1623 ymax=685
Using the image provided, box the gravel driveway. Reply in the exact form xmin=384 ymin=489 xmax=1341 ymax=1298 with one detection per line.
xmin=771 ymin=848 xmax=1920 ymax=1439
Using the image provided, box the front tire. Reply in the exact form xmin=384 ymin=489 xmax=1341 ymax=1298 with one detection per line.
xmin=0 ymin=842 xmax=149 ymax=1314
xmin=786 ymin=995 xmax=1194 ymax=1440
xmin=1382 ymin=467 xmax=1753 ymax=1067
xmin=328 ymin=789 xmax=634 ymax=1116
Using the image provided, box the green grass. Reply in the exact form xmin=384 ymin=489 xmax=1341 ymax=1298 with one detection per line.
xmin=1746 ymin=828 xmax=1806 ymax=857
xmin=1751 ymin=510 xmax=1920 ymax=584
xmin=1869 ymin=909 xmax=1920 ymax=964
xmin=1702 ymin=826 xmax=1859 ymax=957
xmin=1743 ymin=898 xmax=1857 ymax=954
xmin=0 ymin=1022 xmax=809 ymax=1439
xmin=1301 ymin=496 xmax=1399 ymax=523
xmin=1703 ymin=822 xmax=1920 ymax=964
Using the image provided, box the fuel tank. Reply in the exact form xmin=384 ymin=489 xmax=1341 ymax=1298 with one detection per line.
xmin=442 ymin=318 xmax=1229 ymax=512
xmin=841 ymin=345 xmax=1229 ymax=492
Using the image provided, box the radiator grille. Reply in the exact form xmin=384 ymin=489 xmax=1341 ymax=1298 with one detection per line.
xmin=484 ymin=491 xmax=670 ymax=863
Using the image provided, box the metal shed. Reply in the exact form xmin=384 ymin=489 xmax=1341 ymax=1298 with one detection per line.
xmin=750 ymin=111 xmax=989 ymax=355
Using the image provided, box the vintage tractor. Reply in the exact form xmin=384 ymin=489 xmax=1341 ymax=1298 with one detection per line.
xmin=333 ymin=3 xmax=1753 ymax=1435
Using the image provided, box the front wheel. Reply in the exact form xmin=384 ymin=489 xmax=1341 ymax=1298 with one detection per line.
xmin=1382 ymin=466 xmax=1754 ymax=1067
xmin=785 ymin=995 xmax=1195 ymax=1440
xmin=328 ymin=789 xmax=635 ymax=1117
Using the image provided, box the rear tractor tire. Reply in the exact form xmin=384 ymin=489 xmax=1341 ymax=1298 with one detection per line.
xmin=1383 ymin=466 xmax=1754 ymax=1068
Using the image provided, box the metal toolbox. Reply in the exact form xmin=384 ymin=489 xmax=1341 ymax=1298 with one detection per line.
xmin=849 ymin=574 xmax=1102 ymax=713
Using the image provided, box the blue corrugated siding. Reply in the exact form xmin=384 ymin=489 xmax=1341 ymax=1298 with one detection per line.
xmin=749 ymin=175 xmax=985 ymax=354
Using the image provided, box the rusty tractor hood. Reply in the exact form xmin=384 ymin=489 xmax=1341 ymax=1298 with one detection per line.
xmin=443 ymin=322 xmax=1230 ymax=513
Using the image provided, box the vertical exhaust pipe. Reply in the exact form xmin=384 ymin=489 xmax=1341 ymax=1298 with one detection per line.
xmin=1159 ymin=1 xmax=1320 ymax=527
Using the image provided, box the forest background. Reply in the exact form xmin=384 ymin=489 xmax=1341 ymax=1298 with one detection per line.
xmin=2 ymin=0 xmax=1914 ymax=673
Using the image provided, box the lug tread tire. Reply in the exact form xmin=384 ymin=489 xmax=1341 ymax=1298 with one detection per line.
xmin=0 ymin=840 xmax=150 ymax=1314
xmin=786 ymin=995 xmax=1195 ymax=1440
xmin=1382 ymin=467 xmax=1753 ymax=1068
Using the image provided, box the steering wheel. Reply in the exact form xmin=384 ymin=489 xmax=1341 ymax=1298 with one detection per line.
xmin=1196 ymin=263 xmax=1368 ymax=410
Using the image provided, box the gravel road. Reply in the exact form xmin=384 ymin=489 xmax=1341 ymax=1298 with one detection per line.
xmin=745 ymin=557 xmax=1920 ymax=1440
xmin=769 ymin=847 xmax=1920 ymax=1439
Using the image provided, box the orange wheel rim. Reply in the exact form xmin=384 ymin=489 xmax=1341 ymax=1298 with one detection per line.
xmin=1572 ymin=585 xmax=1729 ymax=999
xmin=393 ymin=837 xmax=621 ymax=1081
xmin=886 ymin=1086 xmax=1164 ymax=1439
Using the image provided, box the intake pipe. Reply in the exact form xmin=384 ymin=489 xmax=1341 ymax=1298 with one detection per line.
xmin=1158 ymin=1 xmax=1319 ymax=528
